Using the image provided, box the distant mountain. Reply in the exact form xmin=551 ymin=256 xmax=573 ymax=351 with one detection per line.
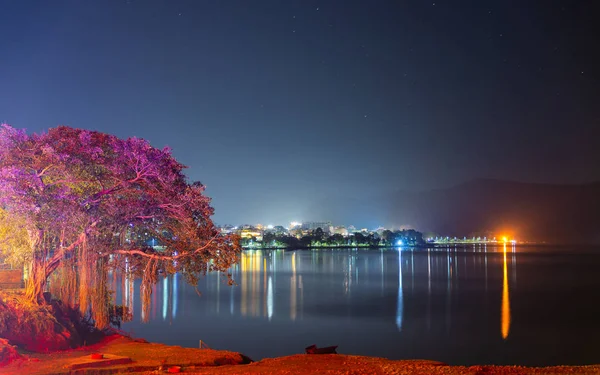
xmin=308 ymin=179 xmax=600 ymax=244
xmin=384 ymin=179 xmax=600 ymax=244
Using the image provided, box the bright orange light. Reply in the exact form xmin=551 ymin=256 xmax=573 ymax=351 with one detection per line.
xmin=501 ymin=243 xmax=511 ymax=340
xmin=502 ymin=236 xmax=508 ymax=243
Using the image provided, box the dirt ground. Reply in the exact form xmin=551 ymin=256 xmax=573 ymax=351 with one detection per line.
xmin=1 ymin=335 xmax=599 ymax=375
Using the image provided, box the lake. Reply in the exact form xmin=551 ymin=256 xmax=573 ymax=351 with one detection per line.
xmin=119 ymin=245 xmax=600 ymax=366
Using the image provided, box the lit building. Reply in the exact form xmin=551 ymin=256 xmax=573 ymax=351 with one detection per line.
xmin=238 ymin=227 xmax=263 ymax=241
xmin=332 ymin=226 xmax=349 ymax=236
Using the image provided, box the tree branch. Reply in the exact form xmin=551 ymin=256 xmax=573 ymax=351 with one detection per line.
xmin=110 ymin=235 xmax=220 ymax=261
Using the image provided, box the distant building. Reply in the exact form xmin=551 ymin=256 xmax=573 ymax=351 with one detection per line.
xmin=301 ymin=221 xmax=332 ymax=233
xmin=273 ymin=225 xmax=288 ymax=235
xmin=264 ymin=225 xmax=288 ymax=235
xmin=237 ymin=227 xmax=263 ymax=241
xmin=375 ymin=226 xmax=386 ymax=235
xmin=332 ymin=226 xmax=349 ymax=236
xmin=219 ymin=225 xmax=236 ymax=234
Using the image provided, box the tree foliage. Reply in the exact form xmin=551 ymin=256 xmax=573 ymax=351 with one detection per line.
xmin=0 ymin=124 xmax=240 ymax=328
xmin=242 ymin=228 xmax=424 ymax=249
xmin=0 ymin=208 xmax=32 ymax=267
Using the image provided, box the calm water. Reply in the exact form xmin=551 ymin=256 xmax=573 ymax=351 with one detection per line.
xmin=119 ymin=246 xmax=600 ymax=366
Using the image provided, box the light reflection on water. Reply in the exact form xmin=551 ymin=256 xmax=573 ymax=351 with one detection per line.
xmin=396 ymin=250 xmax=403 ymax=331
xmin=502 ymin=243 xmax=511 ymax=340
xmin=119 ymin=246 xmax=600 ymax=366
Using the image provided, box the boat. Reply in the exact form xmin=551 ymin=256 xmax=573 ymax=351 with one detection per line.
xmin=305 ymin=344 xmax=338 ymax=354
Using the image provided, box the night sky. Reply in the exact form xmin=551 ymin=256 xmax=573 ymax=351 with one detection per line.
xmin=1 ymin=1 xmax=598 ymax=227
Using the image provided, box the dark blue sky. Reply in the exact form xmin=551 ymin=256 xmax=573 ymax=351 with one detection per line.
xmin=1 ymin=0 xmax=598 ymax=226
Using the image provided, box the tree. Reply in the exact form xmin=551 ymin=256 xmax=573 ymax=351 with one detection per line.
xmin=328 ymin=233 xmax=344 ymax=246
xmin=0 ymin=124 xmax=240 ymax=328
xmin=0 ymin=208 xmax=32 ymax=268
xmin=353 ymin=232 xmax=366 ymax=245
xmin=262 ymin=232 xmax=275 ymax=247
xmin=382 ymin=230 xmax=394 ymax=245
xmin=367 ymin=233 xmax=380 ymax=247
xmin=312 ymin=228 xmax=325 ymax=245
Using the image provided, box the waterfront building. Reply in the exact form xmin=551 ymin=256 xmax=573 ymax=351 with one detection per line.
xmin=238 ymin=227 xmax=263 ymax=241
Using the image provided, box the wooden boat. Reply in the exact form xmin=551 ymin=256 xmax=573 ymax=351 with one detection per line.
xmin=305 ymin=344 xmax=338 ymax=354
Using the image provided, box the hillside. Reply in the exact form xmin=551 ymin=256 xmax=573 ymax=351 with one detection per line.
xmin=307 ymin=179 xmax=600 ymax=244
xmin=385 ymin=179 xmax=600 ymax=244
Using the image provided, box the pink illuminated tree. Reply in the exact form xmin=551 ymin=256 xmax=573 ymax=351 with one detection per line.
xmin=0 ymin=124 xmax=240 ymax=328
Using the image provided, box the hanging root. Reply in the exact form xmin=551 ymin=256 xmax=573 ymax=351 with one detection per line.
xmin=140 ymin=259 xmax=158 ymax=323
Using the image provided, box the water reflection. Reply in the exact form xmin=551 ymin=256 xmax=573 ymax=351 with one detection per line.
xmin=427 ymin=249 xmax=431 ymax=331
xmin=267 ymin=276 xmax=273 ymax=320
xmin=396 ymin=250 xmax=403 ymax=331
xmin=501 ymin=243 xmax=511 ymax=340
xmin=173 ymin=273 xmax=178 ymax=318
xmin=119 ymin=247 xmax=533 ymax=362
xmin=290 ymin=252 xmax=296 ymax=320
xmin=181 ymin=247 xmax=515 ymax=333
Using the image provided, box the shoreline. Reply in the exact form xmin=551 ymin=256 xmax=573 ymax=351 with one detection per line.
xmin=2 ymin=335 xmax=600 ymax=374
xmin=242 ymin=242 xmax=557 ymax=251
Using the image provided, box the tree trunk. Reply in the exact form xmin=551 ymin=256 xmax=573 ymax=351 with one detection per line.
xmin=25 ymin=260 xmax=48 ymax=303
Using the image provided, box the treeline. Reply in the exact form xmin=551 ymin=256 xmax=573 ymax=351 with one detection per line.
xmin=241 ymin=229 xmax=425 ymax=249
